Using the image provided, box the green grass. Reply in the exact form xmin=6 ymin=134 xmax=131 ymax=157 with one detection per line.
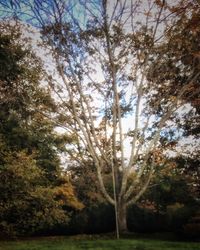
xmin=0 ymin=237 xmax=200 ymax=250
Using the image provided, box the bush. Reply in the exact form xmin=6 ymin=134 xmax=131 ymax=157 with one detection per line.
xmin=183 ymin=210 xmax=200 ymax=240
xmin=66 ymin=203 xmax=115 ymax=235
xmin=127 ymin=205 xmax=166 ymax=233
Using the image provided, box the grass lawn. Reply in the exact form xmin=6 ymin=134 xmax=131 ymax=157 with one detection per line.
xmin=0 ymin=236 xmax=200 ymax=250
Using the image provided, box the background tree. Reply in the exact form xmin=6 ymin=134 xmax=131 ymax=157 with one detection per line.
xmin=0 ymin=23 xmax=82 ymax=237
xmin=146 ymin=0 xmax=200 ymax=204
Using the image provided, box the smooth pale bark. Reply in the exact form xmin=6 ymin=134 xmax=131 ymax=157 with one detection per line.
xmin=118 ymin=201 xmax=128 ymax=233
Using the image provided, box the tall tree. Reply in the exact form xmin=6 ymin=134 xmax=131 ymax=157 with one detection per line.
xmin=0 ymin=23 xmax=82 ymax=237
xmin=1 ymin=0 xmax=199 ymax=236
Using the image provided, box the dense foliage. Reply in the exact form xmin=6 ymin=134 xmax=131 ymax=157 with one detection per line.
xmin=0 ymin=23 xmax=82 ymax=237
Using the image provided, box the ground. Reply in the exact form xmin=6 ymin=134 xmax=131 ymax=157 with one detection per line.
xmin=0 ymin=236 xmax=200 ymax=250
